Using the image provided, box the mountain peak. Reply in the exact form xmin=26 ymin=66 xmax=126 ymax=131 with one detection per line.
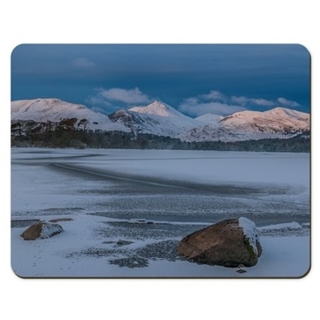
xmin=263 ymin=107 xmax=309 ymax=120
xmin=264 ymin=107 xmax=290 ymax=116
xmin=149 ymin=100 xmax=168 ymax=107
xmin=129 ymin=100 xmax=176 ymax=117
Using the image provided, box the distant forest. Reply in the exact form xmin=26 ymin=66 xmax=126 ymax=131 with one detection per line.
xmin=11 ymin=119 xmax=311 ymax=153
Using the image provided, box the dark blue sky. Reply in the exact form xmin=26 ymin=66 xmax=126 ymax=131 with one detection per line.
xmin=11 ymin=44 xmax=310 ymax=117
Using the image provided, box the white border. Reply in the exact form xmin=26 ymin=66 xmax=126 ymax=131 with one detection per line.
xmin=1 ymin=1 xmax=318 ymax=319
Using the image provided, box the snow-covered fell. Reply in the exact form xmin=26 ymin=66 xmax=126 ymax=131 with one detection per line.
xmin=11 ymin=99 xmax=310 ymax=142
xmin=220 ymin=107 xmax=309 ymax=131
xmin=109 ymin=101 xmax=197 ymax=137
xmin=180 ymin=107 xmax=310 ymax=142
xmin=11 ymin=98 xmax=129 ymax=132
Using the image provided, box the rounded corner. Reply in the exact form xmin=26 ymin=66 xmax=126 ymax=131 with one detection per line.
xmin=296 ymin=262 xmax=311 ymax=279
xmin=11 ymin=43 xmax=28 ymax=59
xmin=295 ymin=43 xmax=311 ymax=60
xmin=11 ymin=264 xmax=27 ymax=279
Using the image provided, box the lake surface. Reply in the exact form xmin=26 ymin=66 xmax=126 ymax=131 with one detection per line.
xmin=11 ymin=148 xmax=310 ymax=227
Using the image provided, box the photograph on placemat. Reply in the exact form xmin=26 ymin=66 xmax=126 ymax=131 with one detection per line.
xmin=11 ymin=44 xmax=311 ymax=278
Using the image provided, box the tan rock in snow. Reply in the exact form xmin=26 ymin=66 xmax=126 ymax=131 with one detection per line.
xmin=177 ymin=218 xmax=262 ymax=267
xmin=20 ymin=222 xmax=63 ymax=240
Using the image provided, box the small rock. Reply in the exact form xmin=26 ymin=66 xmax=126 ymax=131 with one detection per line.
xmin=21 ymin=222 xmax=64 ymax=240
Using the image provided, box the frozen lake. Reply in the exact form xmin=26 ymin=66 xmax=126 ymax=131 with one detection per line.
xmin=11 ymin=148 xmax=311 ymax=277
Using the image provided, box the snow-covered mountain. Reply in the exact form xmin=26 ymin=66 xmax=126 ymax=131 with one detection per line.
xmin=179 ymin=107 xmax=310 ymax=142
xmin=109 ymin=100 xmax=197 ymax=137
xmin=11 ymin=98 xmax=129 ymax=132
xmin=11 ymin=98 xmax=310 ymax=143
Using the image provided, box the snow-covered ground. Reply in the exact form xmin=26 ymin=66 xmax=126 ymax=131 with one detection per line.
xmin=11 ymin=148 xmax=310 ymax=278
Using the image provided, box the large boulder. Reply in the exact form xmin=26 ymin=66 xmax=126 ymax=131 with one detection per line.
xmin=20 ymin=222 xmax=64 ymax=240
xmin=177 ymin=217 xmax=262 ymax=267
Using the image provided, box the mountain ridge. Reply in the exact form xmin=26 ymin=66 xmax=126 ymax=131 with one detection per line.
xmin=11 ymin=98 xmax=310 ymax=142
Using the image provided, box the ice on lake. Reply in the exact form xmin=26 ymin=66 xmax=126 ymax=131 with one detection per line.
xmin=11 ymin=148 xmax=310 ymax=277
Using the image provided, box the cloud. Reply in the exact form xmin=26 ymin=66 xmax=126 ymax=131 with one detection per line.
xmin=231 ymin=95 xmax=301 ymax=108
xmin=86 ymin=87 xmax=153 ymax=114
xmin=230 ymin=96 xmax=250 ymax=106
xmin=86 ymin=95 xmax=113 ymax=108
xmin=231 ymin=96 xmax=274 ymax=107
xmin=99 ymin=87 xmax=152 ymax=104
xmin=277 ymin=97 xmax=301 ymax=107
xmin=178 ymin=90 xmax=249 ymax=116
xmin=72 ymin=58 xmax=95 ymax=69
xmin=178 ymin=89 xmax=301 ymax=117
xmin=179 ymin=99 xmax=245 ymax=117
xmin=200 ymin=90 xmax=226 ymax=101
xmin=251 ymin=98 xmax=275 ymax=107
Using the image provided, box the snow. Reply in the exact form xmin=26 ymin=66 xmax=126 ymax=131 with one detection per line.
xmin=238 ymin=217 xmax=259 ymax=255
xmin=11 ymin=148 xmax=310 ymax=278
xmin=40 ymin=222 xmax=64 ymax=239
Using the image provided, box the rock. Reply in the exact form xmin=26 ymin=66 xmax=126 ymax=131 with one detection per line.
xmin=20 ymin=222 xmax=42 ymax=240
xmin=20 ymin=222 xmax=64 ymax=240
xmin=177 ymin=217 xmax=262 ymax=267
